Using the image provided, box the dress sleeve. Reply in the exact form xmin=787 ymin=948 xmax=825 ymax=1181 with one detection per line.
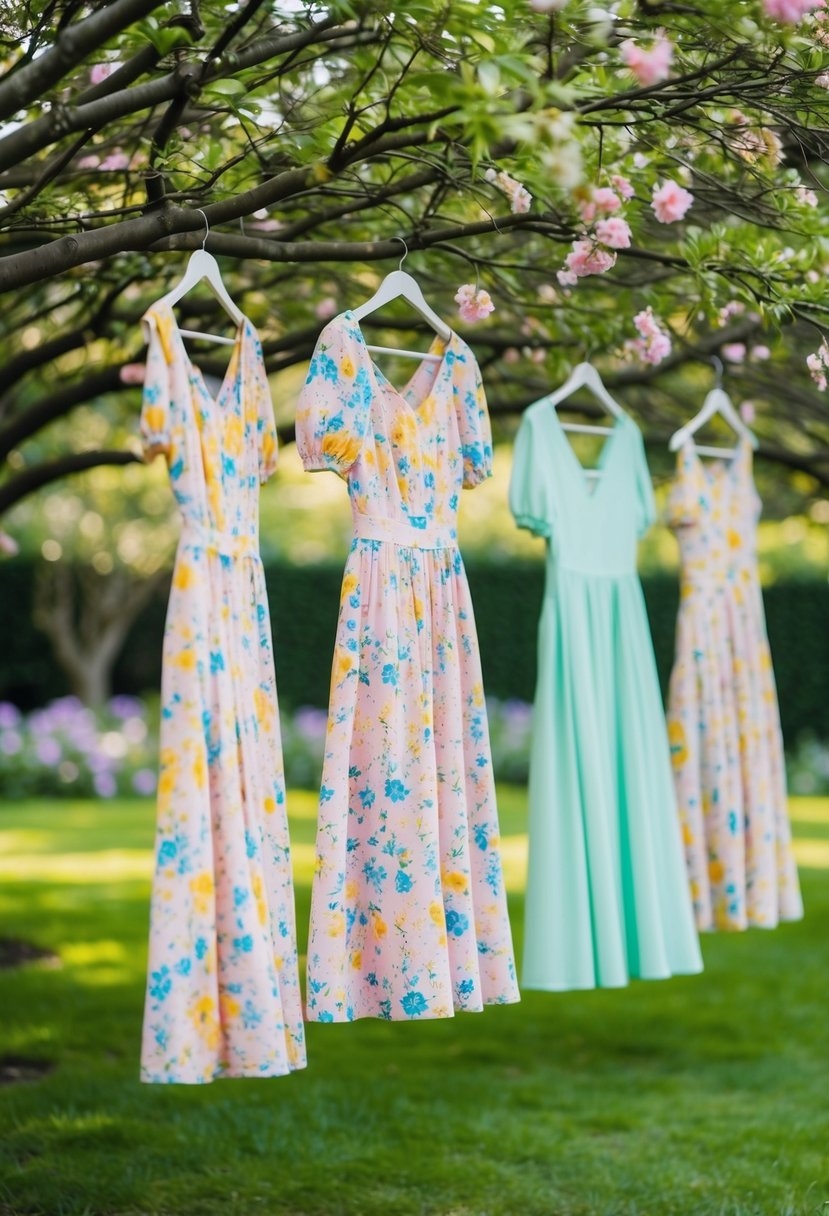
xmin=454 ymin=348 xmax=493 ymax=488
xmin=632 ymin=423 xmax=656 ymax=538
xmin=509 ymin=410 xmax=553 ymax=539
xmin=139 ymin=308 xmax=175 ymax=460
xmin=250 ymin=327 xmax=278 ymax=485
xmin=295 ymin=318 xmax=371 ymax=477
xmin=665 ymin=444 xmax=702 ymax=530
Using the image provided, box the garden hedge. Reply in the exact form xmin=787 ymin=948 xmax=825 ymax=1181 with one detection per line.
xmin=2 ymin=558 xmax=827 ymax=745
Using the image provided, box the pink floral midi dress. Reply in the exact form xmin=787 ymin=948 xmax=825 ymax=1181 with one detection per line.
xmin=666 ymin=437 xmax=802 ymax=931
xmin=139 ymin=302 xmax=306 ymax=1082
xmin=296 ymin=311 xmax=519 ymax=1023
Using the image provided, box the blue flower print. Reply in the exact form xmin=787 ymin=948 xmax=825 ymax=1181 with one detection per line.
xmin=149 ymin=966 xmax=172 ymax=1003
xmin=195 ymin=936 xmax=208 ymax=960
xmin=401 ymin=990 xmax=429 ymax=1017
xmin=320 ymin=785 xmax=335 ymax=803
xmin=457 ymin=978 xmax=475 ymax=996
xmin=381 ymin=663 xmax=397 ymax=687
xmin=363 ymin=858 xmax=388 ymax=894
xmin=233 ymin=934 xmax=254 ymax=954
xmin=157 ymin=839 xmax=177 ymax=866
xmin=385 ymin=778 xmax=410 ymax=803
xmin=318 ymin=1011 xmax=334 ymax=1023
xmin=395 ymin=869 xmax=413 ymax=893
xmin=358 ymin=787 xmax=375 ymax=809
xmin=445 ymin=909 xmax=469 ymax=937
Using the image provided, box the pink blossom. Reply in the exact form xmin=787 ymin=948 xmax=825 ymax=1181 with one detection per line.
xmin=89 ymin=63 xmax=114 ymax=85
xmin=557 ymin=268 xmax=579 ymax=287
xmin=503 ymin=347 xmax=521 ymax=364
xmin=579 ymin=187 xmax=621 ymax=222
xmin=455 ymin=284 xmax=495 ymax=324
xmin=722 ymin=343 xmax=746 ymax=363
xmin=796 ymin=185 xmax=819 ymax=207
xmin=807 ymin=342 xmax=829 ymax=390
xmin=739 ymin=400 xmax=756 ymax=423
xmin=76 ymin=154 xmax=100 ymax=169
xmin=99 ymin=151 xmax=129 ymax=171
xmin=633 ymin=308 xmax=660 ymax=339
xmin=651 ymin=179 xmax=694 ymax=223
xmin=595 ymin=216 xmax=632 ymax=249
xmin=620 ymin=29 xmax=674 ymax=87
xmin=565 ymin=239 xmax=617 ymax=278
xmin=487 ymin=169 xmax=533 ymax=214
xmin=763 ymin=0 xmax=818 ymax=21
xmin=611 ymin=175 xmax=635 ymax=200
xmin=627 ymin=308 xmax=672 ymax=365
xmin=119 ymin=363 xmax=146 ymax=386
xmin=0 ymin=531 xmax=19 ymax=557
xmin=751 ymin=345 xmax=771 ymax=361
xmin=315 ymin=297 xmax=337 ymax=321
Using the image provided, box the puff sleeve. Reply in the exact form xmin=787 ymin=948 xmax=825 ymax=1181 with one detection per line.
xmin=509 ymin=409 xmax=553 ymax=539
xmin=250 ymin=327 xmax=278 ymax=485
xmin=295 ymin=317 xmax=372 ymax=477
xmin=632 ymin=422 xmax=657 ymax=538
xmin=139 ymin=308 xmax=175 ymax=460
xmin=453 ymin=346 xmax=493 ymax=488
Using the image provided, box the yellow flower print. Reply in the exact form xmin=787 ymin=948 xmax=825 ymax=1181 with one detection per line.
xmin=708 ymin=859 xmax=725 ymax=884
xmin=340 ymin=355 xmax=355 ymax=377
xmin=192 ymin=747 xmax=207 ymax=790
xmin=189 ymin=994 xmax=220 ymax=1051
xmin=322 ymin=431 xmax=361 ymax=468
xmin=261 ymin=429 xmax=276 ymax=472
xmin=345 ymin=879 xmax=359 ymax=900
xmin=263 ymin=795 xmax=276 ymax=814
xmin=351 ymin=950 xmax=362 ymax=970
xmin=157 ymin=748 xmax=179 ymax=807
xmin=143 ymin=405 xmax=166 ymax=436
xmin=173 ymin=562 xmax=196 ymax=591
xmin=342 ymin=573 xmax=358 ymax=598
xmin=667 ymin=719 xmax=688 ymax=769
xmin=429 ymin=901 xmax=445 ymax=928
xmin=470 ymin=682 xmax=484 ymax=708
xmin=443 ymin=870 xmax=467 ymax=894
xmin=252 ymin=872 xmax=268 ymax=925
xmin=335 ymin=649 xmax=353 ymax=683
xmin=224 ymin=414 xmax=243 ymax=457
xmin=727 ymin=528 xmax=742 ymax=549
xmin=372 ymin=914 xmax=388 ymax=939
xmin=171 ymin=648 xmax=197 ymax=671
xmin=328 ymin=911 xmax=345 ymax=937
xmin=220 ymin=993 xmax=241 ymax=1021
xmin=254 ymin=686 xmax=275 ymax=730
xmin=189 ymin=871 xmax=215 ymax=915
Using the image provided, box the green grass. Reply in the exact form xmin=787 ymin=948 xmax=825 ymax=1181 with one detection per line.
xmin=0 ymin=790 xmax=827 ymax=1216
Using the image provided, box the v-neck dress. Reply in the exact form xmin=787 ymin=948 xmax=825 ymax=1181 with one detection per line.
xmin=666 ymin=438 xmax=802 ymax=931
xmin=138 ymin=302 xmax=306 ymax=1083
xmin=510 ymin=403 xmax=702 ymax=990
xmin=296 ymin=310 xmax=519 ymax=1022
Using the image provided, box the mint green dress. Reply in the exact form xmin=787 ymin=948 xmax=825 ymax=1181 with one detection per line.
xmin=509 ymin=404 xmax=703 ymax=990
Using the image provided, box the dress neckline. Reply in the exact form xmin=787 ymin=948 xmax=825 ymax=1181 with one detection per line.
xmin=156 ymin=300 xmax=248 ymax=410
xmin=342 ymin=309 xmax=457 ymax=419
xmin=548 ymin=406 xmax=626 ymax=501
xmin=685 ymin=432 xmax=750 ymax=494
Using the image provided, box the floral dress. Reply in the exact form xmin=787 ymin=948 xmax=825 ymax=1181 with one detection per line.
xmin=296 ymin=311 xmax=519 ymax=1023
xmin=139 ymin=301 xmax=306 ymax=1083
xmin=666 ymin=437 xmax=803 ymax=931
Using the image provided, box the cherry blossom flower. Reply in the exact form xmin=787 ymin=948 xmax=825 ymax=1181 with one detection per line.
xmin=89 ymin=63 xmax=115 ymax=85
xmin=455 ymin=284 xmax=495 ymax=323
xmin=751 ymin=345 xmax=771 ymax=361
xmin=722 ymin=343 xmax=747 ymax=363
xmin=807 ymin=341 xmax=829 ymax=390
xmin=626 ymin=307 xmax=672 ymax=365
xmin=579 ymin=186 xmax=621 ymax=223
xmin=99 ymin=151 xmax=129 ymax=171
xmin=119 ymin=363 xmax=145 ymax=386
xmin=763 ymin=0 xmax=818 ymax=21
xmin=739 ymin=401 xmax=756 ymax=424
xmin=76 ymin=154 xmax=100 ymax=170
xmin=557 ymin=268 xmax=579 ymax=287
xmin=565 ymin=239 xmax=616 ymax=278
xmin=595 ymin=216 xmax=632 ymax=249
xmin=503 ymin=347 xmax=521 ymax=364
xmin=795 ymin=185 xmax=819 ymax=207
xmin=486 ymin=168 xmax=532 ymax=214
xmin=619 ymin=29 xmax=673 ymax=87
xmin=0 ymin=531 xmax=19 ymax=557
xmin=651 ymin=179 xmax=694 ymax=223
xmin=611 ymin=174 xmax=635 ymax=200
xmin=315 ymin=297 xmax=337 ymax=321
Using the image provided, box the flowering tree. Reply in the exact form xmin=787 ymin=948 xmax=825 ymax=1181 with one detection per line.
xmin=0 ymin=0 xmax=828 ymax=529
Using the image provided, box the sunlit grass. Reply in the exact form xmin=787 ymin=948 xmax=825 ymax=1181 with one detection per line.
xmin=0 ymin=792 xmax=827 ymax=1216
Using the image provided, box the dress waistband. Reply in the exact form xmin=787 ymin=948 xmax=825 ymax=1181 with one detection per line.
xmin=352 ymin=512 xmax=457 ymax=551
xmin=180 ymin=519 xmax=260 ymax=560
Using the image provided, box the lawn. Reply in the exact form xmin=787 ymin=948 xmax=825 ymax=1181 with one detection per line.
xmin=0 ymin=789 xmax=827 ymax=1216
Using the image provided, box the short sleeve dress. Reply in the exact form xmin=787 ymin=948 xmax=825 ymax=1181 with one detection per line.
xmin=295 ymin=311 xmax=519 ymax=1023
xmin=510 ymin=403 xmax=703 ymax=990
xmin=139 ymin=302 xmax=306 ymax=1083
xmin=666 ymin=438 xmax=802 ymax=930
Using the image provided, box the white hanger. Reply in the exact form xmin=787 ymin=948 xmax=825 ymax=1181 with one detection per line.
xmin=152 ymin=209 xmax=244 ymax=346
xmin=534 ymin=360 xmax=626 ymax=479
xmin=669 ymin=357 xmax=759 ymax=458
xmin=352 ymin=238 xmax=450 ymax=362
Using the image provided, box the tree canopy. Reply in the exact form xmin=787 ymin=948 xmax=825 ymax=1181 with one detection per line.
xmin=1 ymin=0 xmax=828 ymax=525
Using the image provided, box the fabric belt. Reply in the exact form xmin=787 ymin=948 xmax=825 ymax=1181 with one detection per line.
xmin=180 ymin=520 xmax=260 ymax=560
xmin=351 ymin=512 xmax=457 ymax=551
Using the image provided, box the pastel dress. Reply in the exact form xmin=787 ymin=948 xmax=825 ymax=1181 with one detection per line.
xmin=296 ymin=310 xmax=519 ymax=1023
xmin=666 ymin=438 xmax=802 ymax=931
xmin=139 ymin=302 xmax=306 ymax=1083
xmin=509 ymin=404 xmax=703 ymax=990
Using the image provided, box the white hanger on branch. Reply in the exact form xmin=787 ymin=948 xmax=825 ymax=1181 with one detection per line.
xmin=153 ymin=209 xmax=244 ymax=346
xmin=352 ymin=237 xmax=450 ymax=363
xmin=669 ymin=357 xmax=759 ymax=459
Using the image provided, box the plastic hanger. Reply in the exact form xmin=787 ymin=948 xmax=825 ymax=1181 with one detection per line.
xmin=669 ymin=357 xmax=759 ymax=458
xmin=151 ymin=209 xmax=244 ymax=346
xmin=533 ymin=360 xmax=626 ymax=480
xmin=352 ymin=238 xmax=450 ymax=362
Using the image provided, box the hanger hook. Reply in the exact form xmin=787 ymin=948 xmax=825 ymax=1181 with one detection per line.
xmin=711 ymin=354 xmax=724 ymax=388
xmin=392 ymin=235 xmax=409 ymax=271
xmin=196 ymin=208 xmax=209 ymax=251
